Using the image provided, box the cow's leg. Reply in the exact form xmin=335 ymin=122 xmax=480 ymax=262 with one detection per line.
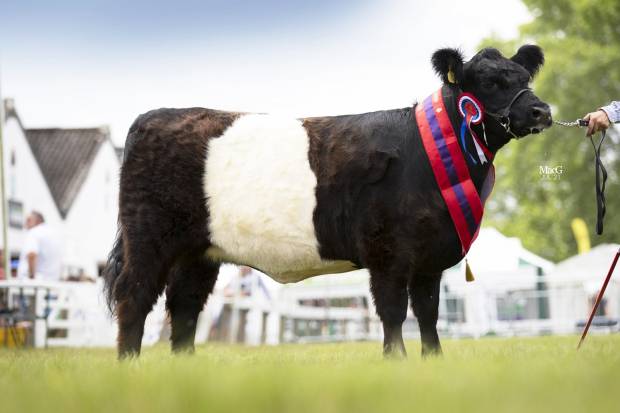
xmin=114 ymin=243 xmax=170 ymax=360
xmin=369 ymin=270 xmax=409 ymax=358
xmin=112 ymin=202 xmax=184 ymax=360
xmin=166 ymin=256 xmax=220 ymax=353
xmin=409 ymin=273 xmax=442 ymax=357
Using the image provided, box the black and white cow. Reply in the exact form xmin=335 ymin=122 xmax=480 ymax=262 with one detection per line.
xmin=104 ymin=45 xmax=552 ymax=359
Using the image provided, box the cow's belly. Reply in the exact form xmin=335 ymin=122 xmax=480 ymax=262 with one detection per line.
xmin=203 ymin=114 xmax=355 ymax=283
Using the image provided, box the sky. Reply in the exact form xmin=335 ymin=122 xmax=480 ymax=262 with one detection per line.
xmin=1 ymin=0 xmax=531 ymax=145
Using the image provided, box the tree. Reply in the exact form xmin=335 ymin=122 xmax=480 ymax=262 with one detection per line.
xmin=481 ymin=0 xmax=620 ymax=262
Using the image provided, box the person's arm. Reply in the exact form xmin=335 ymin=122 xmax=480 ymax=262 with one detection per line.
xmin=27 ymin=252 xmax=37 ymax=278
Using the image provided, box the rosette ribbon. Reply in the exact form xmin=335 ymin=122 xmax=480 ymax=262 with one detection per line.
xmin=457 ymin=93 xmax=492 ymax=165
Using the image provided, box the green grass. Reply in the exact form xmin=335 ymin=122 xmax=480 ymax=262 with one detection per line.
xmin=1 ymin=335 xmax=619 ymax=413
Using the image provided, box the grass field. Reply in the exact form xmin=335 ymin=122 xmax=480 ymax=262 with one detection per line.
xmin=2 ymin=335 xmax=619 ymax=412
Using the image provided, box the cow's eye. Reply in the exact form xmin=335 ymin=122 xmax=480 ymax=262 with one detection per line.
xmin=497 ymin=79 xmax=510 ymax=90
xmin=482 ymin=80 xmax=497 ymax=90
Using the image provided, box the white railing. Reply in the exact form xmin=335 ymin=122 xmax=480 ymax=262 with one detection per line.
xmin=0 ymin=279 xmax=165 ymax=348
xmin=2 ymin=275 xmax=618 ymax=348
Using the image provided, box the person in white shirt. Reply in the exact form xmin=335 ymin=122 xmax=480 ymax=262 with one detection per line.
xmin=17 ymin=211 xmax=62 ymax=281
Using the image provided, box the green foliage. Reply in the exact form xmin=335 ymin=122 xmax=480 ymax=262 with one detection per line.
xmin=1 ymin=337 xmax=620 ymax=412
xmin=481 ymin=0 xmax=620 ymax=262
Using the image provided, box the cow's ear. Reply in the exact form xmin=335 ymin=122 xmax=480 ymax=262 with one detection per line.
xmin=511 ymin=45 xmax=544 ymax=78
xmin=431 ymin=48 xmax=464 ymax=85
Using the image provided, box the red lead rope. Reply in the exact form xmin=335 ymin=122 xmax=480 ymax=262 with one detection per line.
xmin=577 ymin=247 xmax=620 ymax=349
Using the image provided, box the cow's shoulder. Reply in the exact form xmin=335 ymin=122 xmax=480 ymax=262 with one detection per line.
xmin=302 ymin=108 xmax=413 ymax=185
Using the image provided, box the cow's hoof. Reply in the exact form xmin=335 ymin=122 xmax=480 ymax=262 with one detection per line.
xmin=171 ymin=344 xmax=196 ymax=355
xmin=421 ymin=345 xmax=443 ymax=359
xmin=118 ymin=350 xmax=140 ymax=361
xmin=383 ymin=344 xmax=407 ymax=360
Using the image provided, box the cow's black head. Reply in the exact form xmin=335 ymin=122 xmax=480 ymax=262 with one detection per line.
xmin=431 ymin=45 xmax=552 ymax=140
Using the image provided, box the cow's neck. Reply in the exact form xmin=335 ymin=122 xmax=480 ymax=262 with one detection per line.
xmin=477 ymin=120 xmax=511 ymax=154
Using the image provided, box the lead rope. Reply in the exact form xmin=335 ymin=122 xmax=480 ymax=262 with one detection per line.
xmin=553 ymin=119 xmax=608 ymax=234
xmin=577 ymin=134 xmax=614 ymax=349
xmin=590 ymin=130 xmax=607 ymax=235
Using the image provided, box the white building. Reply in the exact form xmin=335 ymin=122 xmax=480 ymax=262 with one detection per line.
xmin=1 ymin=99 xmax=64 ymax=259
xmin=547 ymin=244 xmax=620 ymax=334
xmin=441 ymin=227 xmax=555 ymax=337
xmin=276 ymin=269 xmax=378 ymax=342
xmin=2 ymin=98 xmax=121 ymax=278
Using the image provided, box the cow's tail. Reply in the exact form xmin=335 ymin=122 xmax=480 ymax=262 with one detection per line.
xmin=102 ymin=114 xmax=143 ymax=315
xmin=102 ymin=225 xmax=124 ymax=315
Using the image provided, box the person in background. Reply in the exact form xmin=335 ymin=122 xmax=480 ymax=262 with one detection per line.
xmin=583 ymin=101 xmax=619 ymax=136
xmin=16 ymin=211 xmax=62 ymax=281
xmin=223 ymin=266 xmax=272 ymax=299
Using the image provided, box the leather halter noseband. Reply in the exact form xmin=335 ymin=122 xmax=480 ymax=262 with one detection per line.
xmin=484 ymin=88 xmax=533 ymax=140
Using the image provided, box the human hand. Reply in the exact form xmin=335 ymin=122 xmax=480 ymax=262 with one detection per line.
xmin=583 ymin=110 xmax=611 ymax=136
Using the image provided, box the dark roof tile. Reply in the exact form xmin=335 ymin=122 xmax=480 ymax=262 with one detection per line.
xmin=24 ymin=127 xmax=108 ymax=218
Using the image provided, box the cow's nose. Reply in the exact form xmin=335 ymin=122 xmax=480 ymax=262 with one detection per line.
xmin=531 ymin=105 xmax=552 ymax=125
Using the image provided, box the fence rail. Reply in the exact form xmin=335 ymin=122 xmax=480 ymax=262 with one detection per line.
xmin=1 ymin=276 xmax=618 ymax=348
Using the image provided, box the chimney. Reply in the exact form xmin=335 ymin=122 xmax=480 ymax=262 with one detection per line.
xmin=4 ymin=98 xmax=14 ymax=113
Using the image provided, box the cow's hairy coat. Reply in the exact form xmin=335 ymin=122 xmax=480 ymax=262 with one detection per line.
xmin=204 ymin=114 xmax=355 ymax=282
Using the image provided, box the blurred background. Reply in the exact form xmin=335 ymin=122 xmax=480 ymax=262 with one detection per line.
xmin=0 ymin=0 xmax=618 ymax=349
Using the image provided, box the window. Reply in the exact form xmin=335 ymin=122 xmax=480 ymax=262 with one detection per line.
xmin=8 ymin=200 xmax=23 ymax=229
xmin=445 ymin=296 xmax=466 ymax=323
xmin=590 ymin=296 xmax=607 ymax=317
xmin=298 ymin=296 xmax=368 ymax=308
xmin=496 ymin=291 xmax=541 ymax=321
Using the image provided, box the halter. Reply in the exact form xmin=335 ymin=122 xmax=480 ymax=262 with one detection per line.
xmin=485 ymin=88 xmax=533 ymax=139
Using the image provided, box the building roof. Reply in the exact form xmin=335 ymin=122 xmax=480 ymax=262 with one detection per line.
xmin=548 ymin=244 xmax=620 ymax=284
xmin=24 ymin=127 xmax=109 ymax=218
xmin=442 ymin=227 xmax=555 ymax=290
xmin=4 ymin=98 xmax=114 ymax=219
xmin=456 ymin=227 xmax=554 ymax=272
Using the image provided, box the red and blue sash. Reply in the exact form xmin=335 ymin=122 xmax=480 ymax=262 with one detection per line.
xmin=415 ymin=86 xmax=495 ymax=255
